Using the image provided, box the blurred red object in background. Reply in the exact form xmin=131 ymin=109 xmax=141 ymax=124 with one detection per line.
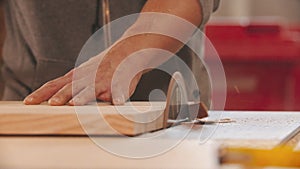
xmin=206 ymin=21 xmax=300 ymax=111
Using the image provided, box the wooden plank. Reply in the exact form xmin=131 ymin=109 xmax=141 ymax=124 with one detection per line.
xmin=0 ymin=101 xmax=166 ymax=136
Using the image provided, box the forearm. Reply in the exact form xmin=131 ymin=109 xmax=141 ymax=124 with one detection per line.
xmin=130 ymin=0 xmax=202 ymax=53
xmin=140 ymin=0 xmax=202 ymax=27
xmin=106 ymin=0 xmax=202 ymax=69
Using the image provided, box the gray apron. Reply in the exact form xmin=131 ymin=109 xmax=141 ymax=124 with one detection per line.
xmin=2 ymin=0 xmax=211 ymax=106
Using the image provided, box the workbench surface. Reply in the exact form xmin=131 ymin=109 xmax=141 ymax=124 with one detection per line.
xmin=1 ymin=110 xmax=300 ymax=169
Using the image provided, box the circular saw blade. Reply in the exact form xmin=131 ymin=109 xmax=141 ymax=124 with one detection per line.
xmin=163 ymin=72 xmax=190 ymax=127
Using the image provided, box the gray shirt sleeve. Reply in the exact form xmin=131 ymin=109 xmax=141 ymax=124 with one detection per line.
xmin=199 ymin=0 xmax=220 ymax=28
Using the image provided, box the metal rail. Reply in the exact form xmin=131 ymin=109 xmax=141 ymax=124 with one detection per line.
xmin=102 ymin=0 xmax=112 ymax=48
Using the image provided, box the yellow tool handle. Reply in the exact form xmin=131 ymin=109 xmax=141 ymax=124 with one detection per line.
xmin=222 ymin=147 xmax=300 ymax=168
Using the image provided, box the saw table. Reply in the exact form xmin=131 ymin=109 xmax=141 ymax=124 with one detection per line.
xmin=0 ymin=102 xmax=300 ymax=169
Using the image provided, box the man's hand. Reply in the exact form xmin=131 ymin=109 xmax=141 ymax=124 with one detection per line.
xmin=23 ymin=0 xmax=202 ymax=106
xmin=23 ymin=39 xmax=144 ymax=106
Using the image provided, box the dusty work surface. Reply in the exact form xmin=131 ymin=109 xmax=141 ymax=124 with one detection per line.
xmin=204 ymin=111 xmax=300 ymax=148
xmin=140 ymin=111 xmax=300 ymax=149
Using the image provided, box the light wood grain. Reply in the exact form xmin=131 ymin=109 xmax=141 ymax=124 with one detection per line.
xmin=0 ymin=101 xmax=166 ymax=136
xmin=0 ymin=137 xmax=219 ymax=169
